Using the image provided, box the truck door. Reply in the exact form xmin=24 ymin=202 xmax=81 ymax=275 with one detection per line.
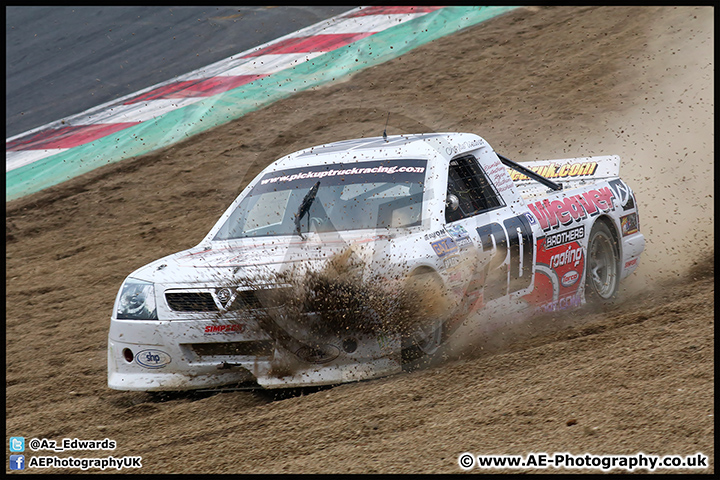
xmin=444 ymin=154 xmax=535 ymax=307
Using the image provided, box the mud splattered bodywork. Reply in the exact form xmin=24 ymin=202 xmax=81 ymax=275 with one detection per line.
xmin=108 ymin=133 xmax=645 ymax=390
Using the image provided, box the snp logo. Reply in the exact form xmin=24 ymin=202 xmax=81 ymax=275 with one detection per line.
xmin=135 ymin=349 xmax=171 ymax=369
xmin=10 ymin=455 xmax=25 ymax=470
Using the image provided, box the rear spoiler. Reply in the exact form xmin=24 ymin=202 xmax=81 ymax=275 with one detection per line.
xmin=498 ymin=154 xmax=562 ymax=191
xmin=499 ymin=154 xmax=621 ymax=189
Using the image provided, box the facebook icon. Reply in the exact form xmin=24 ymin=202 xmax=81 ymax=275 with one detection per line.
xmin=10 ymin=455 xmax=25 ymax=470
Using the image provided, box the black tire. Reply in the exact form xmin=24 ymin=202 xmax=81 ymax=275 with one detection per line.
xmin=585 ymin=220 xmax=620 ymax=302
xmin=400 ymin=270 xmax=446 ymax=367
xmin=401 ymin=318 xmax=443 ymax=366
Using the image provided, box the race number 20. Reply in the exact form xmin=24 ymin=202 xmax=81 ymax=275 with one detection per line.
xmin=476 ymin=214 xmax=534 ymax=301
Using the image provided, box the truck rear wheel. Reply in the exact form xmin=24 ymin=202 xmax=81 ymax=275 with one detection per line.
xmin=585 ymin=220 xmax=619 ymax=302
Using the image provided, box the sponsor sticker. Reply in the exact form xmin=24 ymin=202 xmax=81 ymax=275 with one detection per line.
xmin=295 ymin=345 xmax=340 ymax=364
xmin=536 ymin=293 xmax=584 ymax=313
xmin=550 ymin=245 xmax=583 ymax=269
xmin=545 ymin=226 xmax=585 ymax=249
xmin=443 ymin=255 xmax=462 ymax=270
xmin=527 ymin=186 xmax=616 ymax=231
xmin=624 ymin=258 xmax=638 ymax=269
xmin=204 ymin=324 xmax=245 ymax=335
xmin=446 ymin=224 xmax=468 ymax=239
xmin=258 ymin=160 xmax=426 ymax=189
xmin=560 ymin=270 xmax=580 ymax=287
xmin=446 ymin=225 xmax=473 ymax=250
xmin=507 ymin=161 xmax=599 ymax=182
xmin=621 ymin=213 xmax=639 ymax=236
xmin=431 ymin=237 xmax=458 ymax=258
xmin=455 ymin=237 xmax=473 ymax=249
xmin=135 ymin=349 xmax=171 ymax=369
xmin=446 ymin=224 xmax=473 ymax=249
xmin=525 ymin=237 xmax=586 ymax=313
xmin=609 ymin=178 xmax=635 ymax=211
xmin=424 ymin=228 xmax=448 ymax=241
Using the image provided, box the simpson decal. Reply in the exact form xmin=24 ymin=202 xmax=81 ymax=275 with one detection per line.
xmin=624 ymin=258 xmax=639 ymax=269
xmin=204 ymin=324 xmax=245 ymax=335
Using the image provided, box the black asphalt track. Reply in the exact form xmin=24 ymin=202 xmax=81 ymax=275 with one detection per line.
xmin=6 ymin=6 xmax=352 ymax=138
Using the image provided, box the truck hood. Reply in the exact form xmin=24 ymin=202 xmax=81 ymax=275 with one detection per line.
xmin=128 ymin=231 xmax=394 ymax=286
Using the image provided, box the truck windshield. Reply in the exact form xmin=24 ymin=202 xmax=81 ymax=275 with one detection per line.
xmin=213 ymin=159 xmax=427 ymax=239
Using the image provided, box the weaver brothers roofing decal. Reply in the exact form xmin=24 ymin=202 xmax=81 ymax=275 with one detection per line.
xmin=528 ymin=187 xmax=616 ymax=232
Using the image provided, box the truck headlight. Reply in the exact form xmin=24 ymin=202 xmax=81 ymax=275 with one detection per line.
xmin=115 ymin=278 xmax=158 ymax=320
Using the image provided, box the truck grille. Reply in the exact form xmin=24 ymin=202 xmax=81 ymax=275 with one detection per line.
xmin=190 ymin=341 xmax=274 ymax=357
xmin=165 ymin=287 xmax=290 ymax=312
xmin=166 ymin=292 xmax=218 ymax=312
xmin=226 ymin=290 xmax=262 ymax=310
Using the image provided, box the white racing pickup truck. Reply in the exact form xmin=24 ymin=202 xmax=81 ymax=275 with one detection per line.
xmin=108 ymin=132 xmax=645 ymax=391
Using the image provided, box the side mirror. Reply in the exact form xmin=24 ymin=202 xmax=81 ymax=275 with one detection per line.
xmin=445 ymin=194 xmax=459 ymax=212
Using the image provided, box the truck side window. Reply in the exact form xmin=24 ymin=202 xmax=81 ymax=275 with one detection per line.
xmin=445 ymin=154 xmax=504 ymax=223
